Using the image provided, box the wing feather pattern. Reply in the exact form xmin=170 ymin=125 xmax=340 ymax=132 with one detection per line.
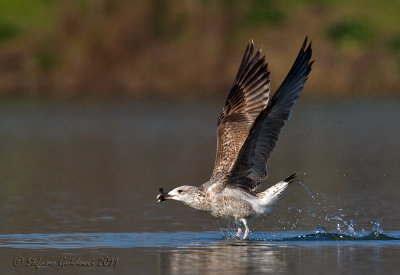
xmin=210 ymin=41 xmax=271 ymax=181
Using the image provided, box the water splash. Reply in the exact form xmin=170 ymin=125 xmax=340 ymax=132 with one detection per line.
xmin=219 ymin=221 xmax=237 ymax=237
xmin=372 ymin=221 xmax=383 ymax=234
xmin=315 ymin=227 xmax=327 ymax=234
xmin=295 ymin=179 xmax=315 ymax=200
xmin=280 ymin=224 xmax=400 ymax=242
xmin=330 ymin=216 xmax=355 ymax=235
xmin=284 ymin=183 xmax=369 ymax=235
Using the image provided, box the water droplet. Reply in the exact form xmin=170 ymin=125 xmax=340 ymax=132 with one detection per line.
xmin=372 ymin=221 xmax=383 ymax=235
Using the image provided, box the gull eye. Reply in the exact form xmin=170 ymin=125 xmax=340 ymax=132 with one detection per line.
xmin=178 ymin=189 xmax=183 ymax=193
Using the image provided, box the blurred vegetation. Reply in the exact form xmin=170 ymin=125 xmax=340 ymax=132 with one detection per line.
xmin=0 ymin=20 xmax=20 ymax=42
xmin=327 ymin=19 xmax=374 ymax=47
xmin=0 ymin=0 xmax=399 ymax=98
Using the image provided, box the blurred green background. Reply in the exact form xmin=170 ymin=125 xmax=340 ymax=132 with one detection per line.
xmin=0 ymin=0 xmax=399 ymax=98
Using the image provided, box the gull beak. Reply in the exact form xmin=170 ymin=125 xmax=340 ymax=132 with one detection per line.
xmin=156 ymin=188 xmax=173 ymax=203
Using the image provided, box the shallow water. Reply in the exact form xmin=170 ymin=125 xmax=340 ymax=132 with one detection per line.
xmin=1 ymin=229 xmax=400 ymax=249
xmin=1 ymin=230 xmax=400 ymax=274
xmin=0 ymin=99 xmax=399 ymax=273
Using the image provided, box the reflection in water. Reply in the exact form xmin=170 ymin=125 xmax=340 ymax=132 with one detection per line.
xmin=158 ymin=243 xmax=400 ymax=274
xmin=163 ymin=243 xmax=287 ymax=274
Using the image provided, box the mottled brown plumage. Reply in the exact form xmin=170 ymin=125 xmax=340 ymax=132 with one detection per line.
xmin=211 ymin=41 xmax=270 ymax=182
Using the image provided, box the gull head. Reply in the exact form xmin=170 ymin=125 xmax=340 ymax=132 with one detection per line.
xmin=157 ymin=185 xmax=199 ymax=204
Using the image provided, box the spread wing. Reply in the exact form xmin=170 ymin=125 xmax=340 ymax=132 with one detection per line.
xmin=227 ymin=37 xmax=313 ymax=192
xmin=210 ymin=41 xmax=270 ymax=181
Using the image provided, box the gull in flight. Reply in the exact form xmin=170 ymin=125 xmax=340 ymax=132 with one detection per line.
xmin=157 ymin=37 xmax=313 ymax=239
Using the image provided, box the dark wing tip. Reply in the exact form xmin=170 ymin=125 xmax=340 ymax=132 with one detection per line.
xmin=284 ymin=173 xmax=297 ymax=183
xmin=304 ymin=37 xmax=314 ymax=70
xmin=302 ymin=36 xmax=308 ymax=49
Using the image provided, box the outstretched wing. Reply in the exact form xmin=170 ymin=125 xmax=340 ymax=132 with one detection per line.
xmin=227 ymin=37 xmax=313 ymax=192
xmin=210 ymin=41 xmax=271 ymax=181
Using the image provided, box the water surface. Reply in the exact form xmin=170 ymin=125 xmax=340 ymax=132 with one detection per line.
xmin=0 ymin=99 xmax=399 ymax=273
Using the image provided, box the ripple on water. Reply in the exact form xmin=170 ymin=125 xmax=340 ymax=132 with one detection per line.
xmin=0 ymin=229 xmax=400 ymax=249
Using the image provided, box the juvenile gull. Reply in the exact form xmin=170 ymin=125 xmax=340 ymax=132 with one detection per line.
xmin=157 ymin=37 xmax=313 ymax=239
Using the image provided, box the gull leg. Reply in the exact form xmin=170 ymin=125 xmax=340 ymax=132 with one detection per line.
xmin=236 ymin=227 xmax=242 ymax=238
xmin=241 ymin=218 xmax=250 ymax=240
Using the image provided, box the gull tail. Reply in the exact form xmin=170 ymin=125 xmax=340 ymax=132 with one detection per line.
xmin=283 ymin=172 xmax=296 ymax=184
xmin=258 ymin=173 xmax=296 ymax=209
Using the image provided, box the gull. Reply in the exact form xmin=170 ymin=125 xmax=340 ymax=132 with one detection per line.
xmin=157 ymin=37 xmax=313 ymax=239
